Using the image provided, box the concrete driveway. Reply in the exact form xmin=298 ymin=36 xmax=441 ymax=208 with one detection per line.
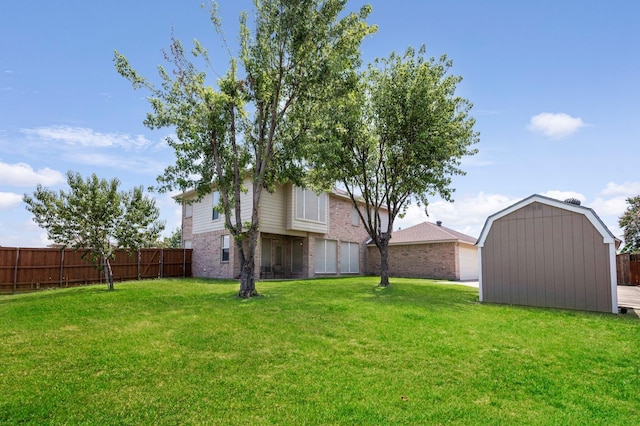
xmin=618 ymin=285 xmax=640 ymax=309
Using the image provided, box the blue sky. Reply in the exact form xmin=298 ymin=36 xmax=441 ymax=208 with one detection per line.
xmin=1 ymin=0 xmax=638 ymax=247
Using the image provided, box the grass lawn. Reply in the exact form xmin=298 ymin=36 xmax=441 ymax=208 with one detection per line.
xmin=1 ymin=277 xmax=638 ymax=425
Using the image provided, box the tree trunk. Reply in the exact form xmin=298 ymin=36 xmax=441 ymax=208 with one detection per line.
xmin=237 ymin=228 xmax=260 ymax=298
xmin=238 ymin=259 xmax=257 ymax=298
xmin=378 ymin=238 xmax=391 ymax=287
xmin=104 ymin=256 xmax=115 ymax=291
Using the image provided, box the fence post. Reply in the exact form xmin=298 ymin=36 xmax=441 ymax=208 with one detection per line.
xmin=59 ymin=249 xmax=65 ymax=288
xmin=160 ymin=249 xmax=164 ymax=278
xmin=13 ymin=248 xmax=19 ymax=294
xmin=137 ymin=249 xmax=141 ymax=281
xmin=183 ymin=248 xmax=186 ymax=278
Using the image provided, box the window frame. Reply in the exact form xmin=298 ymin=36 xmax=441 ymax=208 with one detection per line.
xmin=314 ymin=238 xmax=337 ymax=274
xmin=212 ymin=191 xmax=220 ymax=221
xmin=340 ymin=241 xmax=360 ymax=274
xmin=295 ymin=187 xmax=327 ymax=224
xmin=351 ymin=206 xmax=360 ymax=226
xmin=221 ymin=234 xmax=230 ymax=262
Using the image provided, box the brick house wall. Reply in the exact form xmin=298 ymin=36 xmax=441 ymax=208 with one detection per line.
xmin=366 ymin=242 xmax=460 ymax=280
xmin=191 ymin=229 xmax=237 ymax=279
xmin=326 ymin=194 xmax=371 ymax=276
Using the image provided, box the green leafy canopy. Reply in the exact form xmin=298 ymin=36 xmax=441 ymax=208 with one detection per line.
xmin=23 ymin=171 xmax=165 ymax=289
xmin=619 ymin=195 xmax=640 ymax=252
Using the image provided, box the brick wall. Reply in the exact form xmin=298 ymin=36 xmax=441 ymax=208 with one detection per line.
xmin=192 ymin=229 xmax=236 ymax=279
xmin=325 ymin=194 xmax=371 ymax=276
xmin=366 ymin=242 xmax=459 ymax=280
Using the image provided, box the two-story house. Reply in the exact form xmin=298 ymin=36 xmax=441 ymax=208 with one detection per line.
xmin=179 ymin=181 xmax=387 ymax=280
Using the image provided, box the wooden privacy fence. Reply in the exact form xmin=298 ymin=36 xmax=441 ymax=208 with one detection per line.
xmin=0 ymin=247 xmax=192 ymax=294
xmin=616 ymin=253 xmax=640 ymax=285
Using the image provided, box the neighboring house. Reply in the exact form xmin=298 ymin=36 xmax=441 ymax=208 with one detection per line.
xmin=179 ymin=181 xmax=386 ymax=280
xmin=477 ymin=194 xmax=619 ymax=314
xmin=366 ymin=221 xmax=479 ymax=281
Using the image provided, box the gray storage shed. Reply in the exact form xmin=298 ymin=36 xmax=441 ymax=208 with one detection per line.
xmin=477 ymin=194 xmax=618 ymax=313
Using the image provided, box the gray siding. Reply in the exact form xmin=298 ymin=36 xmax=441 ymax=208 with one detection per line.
xmin=482 ymin=202 xmax=612 ymax=313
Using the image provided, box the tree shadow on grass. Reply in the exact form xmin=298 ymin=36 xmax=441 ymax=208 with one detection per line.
xmin=364 ymin=280 xmax=480 ymax=313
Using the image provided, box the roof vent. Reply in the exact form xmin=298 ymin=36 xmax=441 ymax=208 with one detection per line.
xmin=564 ymin=198 xmax=581 ymax=206
xmin=436 ymin=221 xmax=442 ymax=227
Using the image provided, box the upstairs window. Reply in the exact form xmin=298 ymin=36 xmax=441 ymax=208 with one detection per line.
xmin=212 ymin=191 xmax=220 ymax=221
xmin=351 ymin=206 xmax=360 ymax=226
xmin=295 ymin=187 xmax=327 ymax=223
xmin=185 ymin=203 xmax=193 ymax=218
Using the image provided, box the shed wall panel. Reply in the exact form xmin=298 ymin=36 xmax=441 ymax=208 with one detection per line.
xmin=571 ymin=217 xmax=586 ymax=310
xmin=481 ymin=202 xmax=614 ymax=313
xmin=507 ymin=218 xmax=519 ymax=303
xmin=542 ymin=216 xmax=556 ymax=308
xmin=551 ymin=215 xmax=565 ymax=308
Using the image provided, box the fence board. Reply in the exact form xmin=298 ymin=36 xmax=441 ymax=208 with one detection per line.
xmin=0 ymin=247 xmax=192 ymax=294
xmin=140 ymin=249 xmax=161 ymax=279
xmin=617 ymin=253 xmax=640 ymax=286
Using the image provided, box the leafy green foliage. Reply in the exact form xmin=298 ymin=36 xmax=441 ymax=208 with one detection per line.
xmin=619 ymin=195 xmax=640 ymax=252
xmin=1 ymin=278 xmax=638 ymax=424
xmin=115 ymin=0 xmax=375 ymax=297
xmin=23 ymin=171 xmax=164 ymax=290
xmin=164 ymin=227 xmax=183 ymax=248
xmin=309 ymin=46 xmax=479 ymax=286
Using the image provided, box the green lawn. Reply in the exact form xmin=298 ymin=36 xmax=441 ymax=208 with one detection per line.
xmin=1 ymin=277 xmax=638 ymax=425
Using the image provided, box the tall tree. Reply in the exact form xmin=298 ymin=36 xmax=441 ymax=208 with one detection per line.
xmin=619 ymin=196 xmax=640 ymax=252
xmin=309 ymin=46 xmax=479 ymax=286
xmin=115 ymin=0 xmax=374 ymax=297
xmin=23 ymin=172 xmax=164 ymax=290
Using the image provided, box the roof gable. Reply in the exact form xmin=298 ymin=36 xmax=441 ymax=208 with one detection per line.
xmin=477 ymin=194 xmax=616 ymax=247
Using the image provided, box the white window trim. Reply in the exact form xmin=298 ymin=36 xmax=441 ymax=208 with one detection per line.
xmin=296 ymin=187 xmax=327 ymax=224
xmin=221 ymin=234 xmax=230 ymax=263
xmin=315 ymin=238 xmax=337 ymax=274
xmin=340 ymin=241 xmax=360 ymax=274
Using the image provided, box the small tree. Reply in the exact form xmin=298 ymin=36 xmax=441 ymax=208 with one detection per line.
xmin=23 ymin=171 xmax=165 ymax=290
xmin=115 ymin=0 xmax=374 ymax=297
xmin=619 ymin=196 xmax=640 ymax=252
xmin=309 ymin=46 xmax=479 ymax=286
xmin=156 ymin=227 xmax=182 ymax=248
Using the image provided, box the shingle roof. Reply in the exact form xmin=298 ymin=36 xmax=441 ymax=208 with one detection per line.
xmin=386 ymin=221 xmax=477 ymax=246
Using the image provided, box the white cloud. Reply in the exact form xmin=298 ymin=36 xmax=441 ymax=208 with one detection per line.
xmin=0 ymin=161 xmax=65 ymax=187
xmin=69 ymin=153 xmax=167 ymax=175
xmin=395 ymin=192 xmax=519 ymax=238
xmin=599 ymin=181 xmax=640 ymax=197
xmin=21 ymin=125 xmax=154 ymax=151
xmin=527 ymin=112 xmax=587 ymax=139
xmin=0 ymin=192 xmax=23 ymax=209
xmin=589 ymin=196 xmax=628 ymax=217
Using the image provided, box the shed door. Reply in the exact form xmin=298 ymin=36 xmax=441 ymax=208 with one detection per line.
xmin=459 ymin=246 xmax=479 ymax=281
